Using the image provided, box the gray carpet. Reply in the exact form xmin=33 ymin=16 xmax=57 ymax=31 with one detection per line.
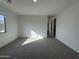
xmin=0 ymin=38 xmax=79 ymax=59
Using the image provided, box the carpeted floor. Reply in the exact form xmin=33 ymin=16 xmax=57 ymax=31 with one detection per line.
xmin=0 ymin=38 xmax=79 ymax=59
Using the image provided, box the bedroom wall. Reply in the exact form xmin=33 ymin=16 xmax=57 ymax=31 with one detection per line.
xmin=18 ymin=15 xmax=47 ymax=38
xmin=56 ymin=0 xmax=79 ymax=53
xmin=0 ymin=5 xmax=18 ymax=48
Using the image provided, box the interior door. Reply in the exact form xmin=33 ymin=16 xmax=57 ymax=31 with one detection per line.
xmin=47 ymin=16 xmax=56 ymax=38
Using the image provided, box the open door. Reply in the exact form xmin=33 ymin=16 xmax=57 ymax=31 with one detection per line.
xmin=53 ymin=18 xmax=56 ymax=38
xmin=47 ymin=16 xmax=56 ymax=38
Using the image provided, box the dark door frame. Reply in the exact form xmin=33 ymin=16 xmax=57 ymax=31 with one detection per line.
xmin=53 ymin=18 xmax=56 ymax=38
xmin=47 ymin=16 xmax=56 ymax=38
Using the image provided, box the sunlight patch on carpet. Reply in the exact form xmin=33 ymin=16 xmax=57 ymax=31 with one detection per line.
xmin=22 ymin=30 xmax=43 ymax=45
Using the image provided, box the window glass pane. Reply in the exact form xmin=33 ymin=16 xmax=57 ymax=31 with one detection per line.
xmin=0 ymin=14 xmax=6 ymax=33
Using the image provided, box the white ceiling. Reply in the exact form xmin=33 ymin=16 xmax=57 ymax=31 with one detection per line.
xmin=0 ymin=0 xmax=78 ymax=15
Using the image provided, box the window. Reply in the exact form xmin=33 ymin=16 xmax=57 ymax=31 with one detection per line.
xmin=0 ymin=13 xmax=6 ymax=33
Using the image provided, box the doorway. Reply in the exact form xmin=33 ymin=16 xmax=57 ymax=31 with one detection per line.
xmin=47 ymin=16 xmax=56 ymax=38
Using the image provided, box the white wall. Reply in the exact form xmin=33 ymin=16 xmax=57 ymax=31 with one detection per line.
xmin=18 ymin=15 xmax=47 ymax=38
xmin=56 ymin=1 xmax=79 ymax=53
xmin=0 ymin=5 xmax=18 ymax=48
